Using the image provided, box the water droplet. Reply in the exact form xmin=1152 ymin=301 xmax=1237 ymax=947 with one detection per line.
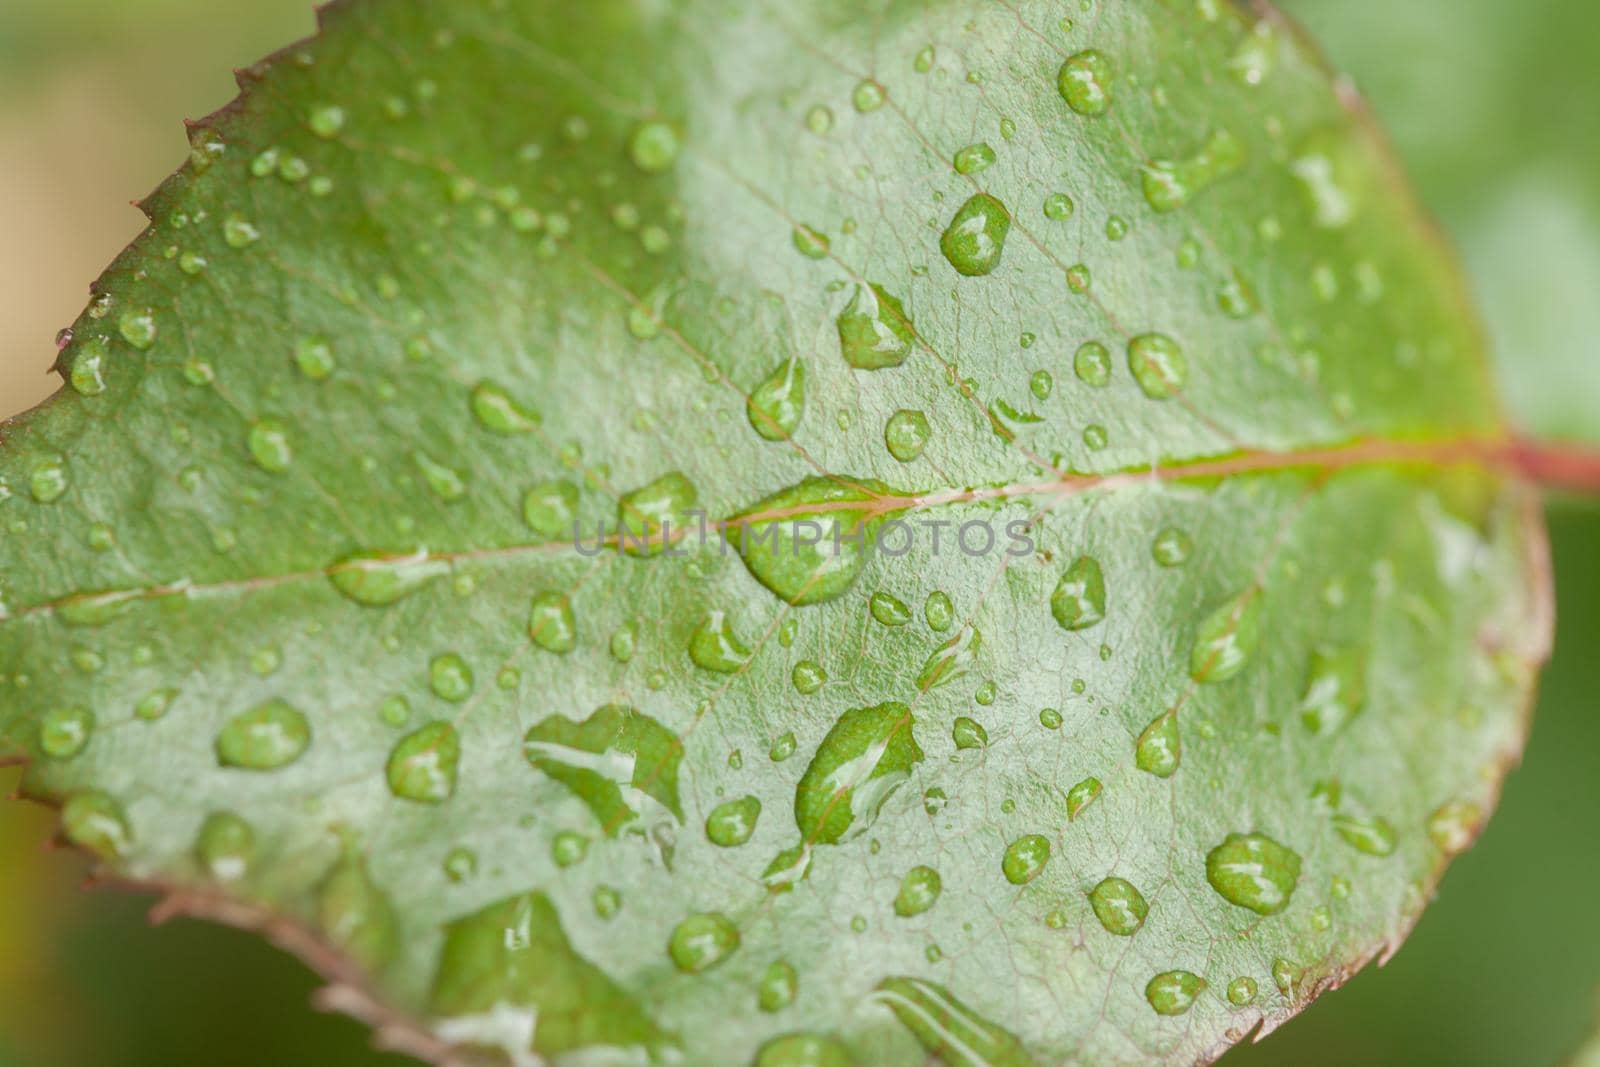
xmin=593 ymin=885 xmax=622 ymax=919
xmin=293 ymin=336 xmax=335 ymax=380
xmin=805 ymin=105 xmax=834 ymax=135
xmin=68 ymin=338 xmax=107 ymax=395
xmin=471 ymin=381 xmax=540 ymax=433
xmin=768 ymin=732 xmax=797 ymax=763
xmin=837 ymin=283 xmax=916 ymax=369
xmin=870 ymin=590 xmax=912 ymax=626
xmin=528 ymin=591 xmax=577 ymax=654
xmin=1206 ymin=832 xmax=1302 ymax=914
xmin=617 ymin=472 xmax=698 ymax=557
xmin=1427 ymin=802 xmax=1480 ymax=854
xmin=1057 ymin=50 xmax=1113 ymax=115
xmin=873 ymin=977 xmax=1033 ymax=1064
xmin=1272 ymin=958 xmax=1299 ymax=997
xmin=1290 ymin=132 xmax=1357 ymax=228
xmin=796 ymin=702 xmax=922 ymax=847
xmin=1043 ymin=192 xmax=1076 ymax=222
xmin=196 ymin=811 xmax=255 ymax=880
xmin=1151 ymin=527 xmax=1193 ymax=567
xmin=1226 ymin=976 xmax=1258 ymax=1006
xmin=523 ymin=480 xmax=579 ymax=540
xmin=917 ymin=626 xmax=981 ymax=691
xmin=689 ymin=611 xmax=750 ymax=673
xmin=523 ymin=704 xmax=683 ymax=833
xmin=1332 ymin=813 xmax=1396 ymax=856
xmin=883 ymin=408 xmax=931 ymax=462
xmin=1127 ymin=333 xmax=1188 ymax=399
xmin=1135 ymin=712 xmax=1180 ymax=777
xmin=135 ymin=687 xmax=177 ymax=721
xmin=1229 ymin=21 xmax=1277 ymax=85
xmin=318 ymin=849 xmax=397 ymax=972
xmin=706 ymin=795 xmax=762 ymax=847
xmin=1050 ymin=556 xmax=1106 ymax=631
xmin=852 ymin=79 xmax=886 ymax=112
xmin=430 ymin=652 xmax=474 ymax=702
xmin=223 ymin=214 xmax=260 ymax=248
xmin=1146 ymin=971 xmax=1205 ymax=1015
xmin=940 ymin=193 xmax=1011 ymax=277
xmin=1089 ymin=876 xmax=1148 ymax=936
xmin=951 ymin=716 xmax=988 ymax=750
xmin=669 ymin=912 xmax=740 ymax=973
xmin=754 ymin=1034 xmax=851 ymax=1067
xmin=790 ymin=224 xmax=830 ymax=260
xmin=307 ymin=104 xmax=346 ymax=138
xmin=628 ymin=120 xmax=680 ymax=173
xmin=61 ymin=791 xmax=132 ymax=858
xmin=758 ymin=960 xmax=800 ymax=1012
xmin=415 ymin=451 xmax=467 ymax=500
xmin=1029 ymin=370 xmax=1053 ymax=400
xmin=1217 ymin=270 xmax=1258 ymax=318
xmin=330 ymin=551 xmax=448 ymax=606
xmin=247 ymin=419 xmax=292 ymax=473
xmin=734 ymin=478 xmax=888 ymax=605
xmin=953 ymin=142 xmax=996 ymax=175
xmin=442 ymin=846 xmax=477 ymax=882
xmin=1142 ymin=129 xmax=1245 ymax=213
xmin=1039 ymin=707 xmax=1063 ymax=730
xmin=1190 ymin=590 xmax=1262 ymax=683
xmin=118 ymin=308 xmax=157 ymax=350
xmin=1299 ymin=647 xmax=1366 ymax=736
xmin=1065 ymin=778 xmax=1103 ymax=822
xmin=1002 ymin=834 xmax=1050 ymax=885
xmin=39 ymin=706 xmax=94 ymax=759
xmin=215 ymin=699 xmax=311 ymax=770
xmin=386 ymin=721 xmax=460 ymax=802
xmin=749 ymin=357 xmax=807 ymax=440
xmin=914 ymin=45 xmax=936 ymax=74
xmin=924 ymin=591 xmax=955 ymax=631
xmin=1066 ymin=342 xmax=1110 ymax=389
xmin=893 ymin=865 xmax=942 ymax=917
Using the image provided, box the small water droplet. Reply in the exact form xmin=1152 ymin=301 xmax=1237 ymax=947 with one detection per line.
xmin=523 ymin=480 xmax=579 ymax=540
xmin=669 ymin=912 xmax=740 ymax=973
xmin=196 ymin=811 xmax=255 ymax=880
xmin=62 ymin=791 xmax=132 ymax=858
xmin=1002 ymin=834 xmax=1050 ymax=885
xmin=39 ymin=706 xmax=94 ymax=759
xmin=758 ymin=960 xmax=799 ymax=1012
xmin=430 ymin=652 xmax=475 ymax=702
xmin=749 ymin=357 xmax=807 ymax=440
xmin=1299 ymin=647 xmax=1366 ymax=736
xmin=247 ymin=419 xmax=293 ymax=473
xmin=1152 ymin=527 xmax=1193 ymax=567
xmin=1089 ymin=876 xmax=1148 ymax=936
xmin=118 ymin=308 xmax=157 ymax=350
xmin=953 ymin=142 xmax=996 ymax=175
xmin=528 ymin=591 xmax=577 ymax=654
xmin=1332 ymin=813 xmax=1396 ymax=856
xmin=689 ymin=611 xmax=750 ymax=673
xmin=471 ymin=380 xmax=540 ymax=433
xmin=852 ymin=79 xmax=886 ymax=112
xmin=1226 ymin=976 xmax=1258 ymax=1006
xmin=1050 ymin=556 xmax=1106 ymax=631
xmin=1190 ymin=590 xmax=1262 ymax=683
xmin=628 ymin=120 xmax=680 ymax=173
xmin=307 ymin=104 xmax=346 ymax=138
xmin=706 ymin=795 xmax=762 ymax=847
xmin=884 ymin=409 xmax=931 ymax=462
xmin=791 ymin=225 xmax=830 ymax=259
xmin=871 ymin=590 xmax=913 ymax=626
xmin=1427 ymin=802 xmax=1479 ymax=854
xmin=924 ymin=591 xmax=954 ymax=631
xmin=893 ymin=865 xmax=942 ymax=917
xmin=1146 ymin=971 xmax=1205 ymax=1015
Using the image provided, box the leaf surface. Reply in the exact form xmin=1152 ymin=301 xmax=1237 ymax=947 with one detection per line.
xmin=0 ymin=1 xmax=1551 ymax=1063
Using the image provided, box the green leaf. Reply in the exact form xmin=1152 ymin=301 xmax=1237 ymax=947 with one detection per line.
xmin=0 ymin=1 xmax=1552 ymax=1064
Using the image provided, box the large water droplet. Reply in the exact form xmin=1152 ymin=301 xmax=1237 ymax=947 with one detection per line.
xmin=940 ymin=194 xmax=1011 ymax=277
xmin=1135 ymin=712 xmax=1180 ymax=777
xmin=1190 ymin=590 xmax=1262 ymax=683
xmin=870 ymin=590 xmax=912 ymax=626
xmin=837 ymin=284 xmax=915 ymax=370
xmin=883 ymin=409 xmax=931 ymax=462
xmin=1066 ymin=777 xmax=1102 ymax=821
xmin=734 ymin=477 xmax=892 ymax=606
xmin=330 ymin=551 xmax=448 ymax=606
xmin=216 ymin=700 xmax=311 ymax=770
xmin=1127 ymin=333 xmax=1188 ymax=400
xmin=688 ymin=611 xmax=750 ymax=673
xmin=386 ymin=721 xmax=460 ymax=802
xmin=917 ymin=626 xmax=981 ymax=691
xmin=523 ymin=705 xmax=683 ymax=833
xmin=1050 ymin=556 xmax=1107 ymax=631
xmin=1206 ymin=832 xmax=1301 ymax=914
xmin=471 ymin=381 xmax=541 ymax=433
xmin=795 ymin=702 xmax=922 ymax=847
xmin=617 ymin=472 xmax=698 ymax=557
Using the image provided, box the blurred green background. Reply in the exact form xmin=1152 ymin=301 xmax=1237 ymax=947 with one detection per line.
xmin=1 ymin=1 xmax=1597 ymax=1064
